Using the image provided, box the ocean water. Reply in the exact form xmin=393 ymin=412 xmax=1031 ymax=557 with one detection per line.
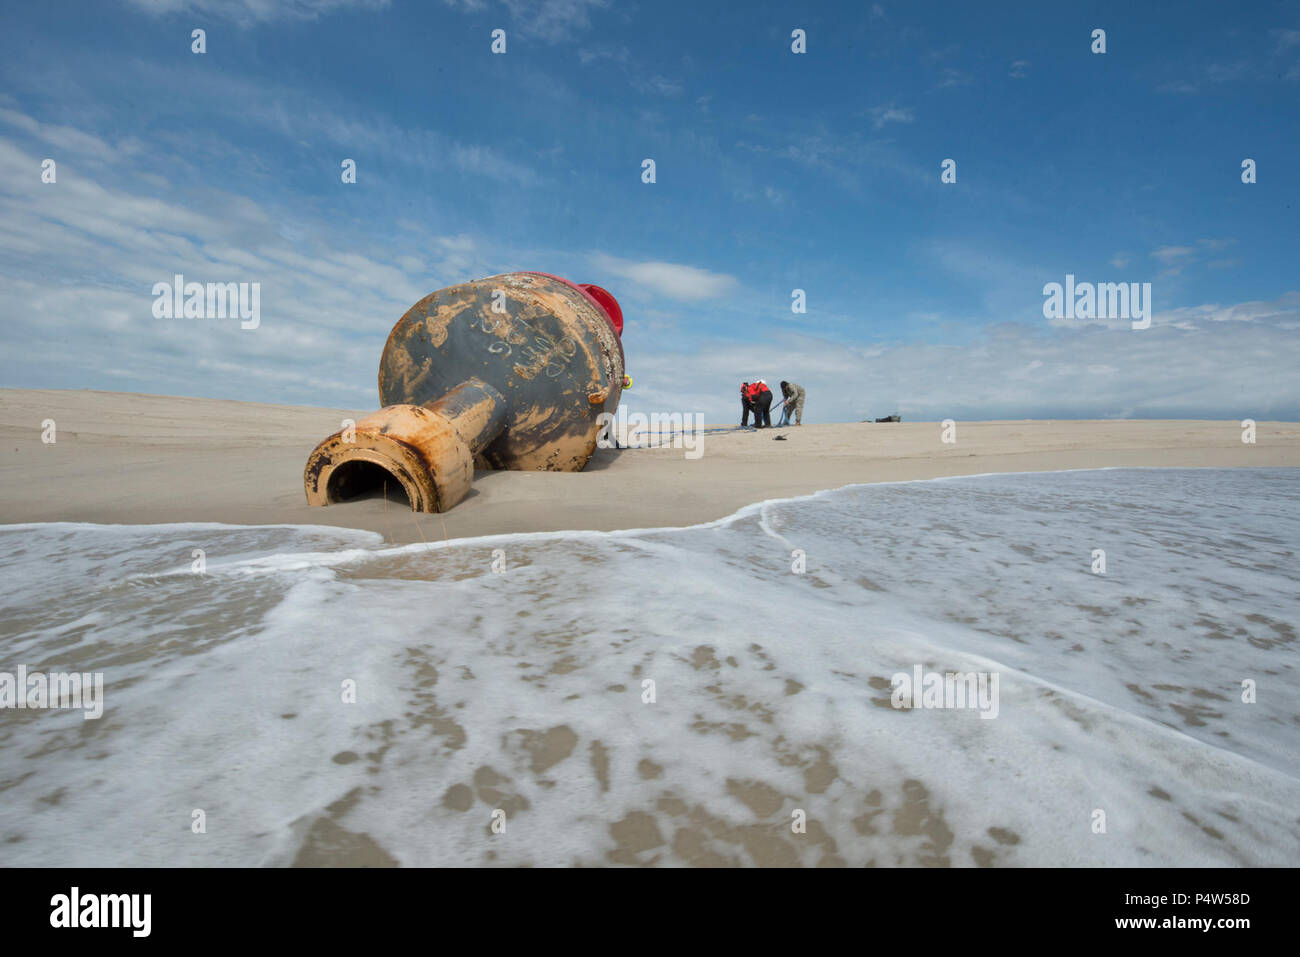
xmin=1 ymin=467 xmax=1297 ymax=867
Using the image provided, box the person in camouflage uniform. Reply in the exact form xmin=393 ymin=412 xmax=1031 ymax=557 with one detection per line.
xmin=779 ymin=381 xmax=806 ymax=425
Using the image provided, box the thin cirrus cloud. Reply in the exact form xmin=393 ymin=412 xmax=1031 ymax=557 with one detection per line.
xmin=441 ymin=0 xmax=609 ymax=44
xmin=1152 ymin=245 xmax=1198 ymax=265
xmin=0 ymin=121 xmax=475 ymax=406
xmin=123 ymin=0 xmax=392 ymax=25
xmin=867 ymin=104 xmax=915 ymax=130
xmin=1151 ymin=239 xmax=1237 ymax=275
xmin=3 ymin=109 xmax=1297 ymax=422
xmin=590 ymin=253 xmax=738 ymax=301
xmin=4 ymin=1 xmax=1296 ymax=422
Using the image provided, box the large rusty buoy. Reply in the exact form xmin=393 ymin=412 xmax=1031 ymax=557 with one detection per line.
xmin=304 ymin=272 xmax=626 ymax=512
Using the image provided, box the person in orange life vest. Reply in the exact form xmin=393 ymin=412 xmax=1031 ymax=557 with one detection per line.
xmin=743 ymin=381 xmax=762 ymax=426
xmin=740 ymin=381 xmax=754 ymax=427
xmin=751 ymin=380 xmax=773 ymax=428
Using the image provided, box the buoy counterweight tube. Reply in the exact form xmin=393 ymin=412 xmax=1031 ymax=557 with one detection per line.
xmin=303 ymin=272 xmax=626 ymax=513
xmin=303 ymin=378 xmax=507 ymax=513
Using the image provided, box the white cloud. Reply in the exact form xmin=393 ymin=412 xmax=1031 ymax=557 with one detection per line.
xmin=0 ymin=125 xmax=492 ymax=407
xmin=579 ymin=42 xmax=681 ymax=97
xmin=133 ymin=66 xmax=546 ymax=187
xmin=1272 ymin=28 xmax=1300 ymax=57
xmin=0 ymin=108 xmax=135 ymax=162
xmin=731 ymin=181 xmax=788 ymax=209
xmin=866 ymin=104 xmax=914 ymax=130
xmin=1152 ymin=245 xmax=1197 ymax=265
xmin=618 ymin=294 xmax=1300 ymax=423
xmin=935 ymin=68 xmax=971 ymax=89
xmin=590 ymin=254 xmax=738 ymax=301
xmin=579 ymin=44 xmax=630 ymax=65
xmin=1151 ymin=239 xmax=1237 ymax=275
xmin=1157 ymin=59 xmax=1254 ymax=95
xmin=443 ymin=0 xmax=608 ymax=43
xmin=449 ymin=143 xmax=539 ymax=185
xmin=631 ymin=74 xmax=684 ymax=97
xmin=124 ymin=0 xmax=391 ymax=26
xmin=1 ymin=106 xmax=1295 ymax=426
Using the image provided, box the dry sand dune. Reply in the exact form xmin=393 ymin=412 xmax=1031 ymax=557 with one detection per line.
xmin=1 ymin=388 xmax=1297 ymax=541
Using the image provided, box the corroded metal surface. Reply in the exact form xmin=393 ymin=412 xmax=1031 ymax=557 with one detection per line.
xmin=304 ymin=379 xmax=508 ymax=512
xmin=304 ymin=273 xmax=625 ymax=512
xmin=378 ymin=272 xmax=624 ymax=472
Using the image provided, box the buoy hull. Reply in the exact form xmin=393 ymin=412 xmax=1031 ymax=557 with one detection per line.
xmin=378 ymin=272 xmax=625 ymax=472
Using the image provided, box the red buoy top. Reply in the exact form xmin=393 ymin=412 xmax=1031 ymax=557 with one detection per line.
xmin=578 ymin=284 xmax=623 ymax=336
xmin=524 ymin=273 xmax=624 ymax=337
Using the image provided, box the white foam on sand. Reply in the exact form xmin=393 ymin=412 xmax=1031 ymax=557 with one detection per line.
xmin=1 ymin=468 xmax=1297 ymax=866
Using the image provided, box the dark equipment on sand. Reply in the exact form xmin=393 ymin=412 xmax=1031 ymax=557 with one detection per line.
xmin=875 ymin=415 xmax=901 ymax=423
xmin=304 ymin=272 xmax=626 ymax=513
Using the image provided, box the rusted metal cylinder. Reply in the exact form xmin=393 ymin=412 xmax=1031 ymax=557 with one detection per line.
xmin=304 ymin=272 xmax=625 ymax=513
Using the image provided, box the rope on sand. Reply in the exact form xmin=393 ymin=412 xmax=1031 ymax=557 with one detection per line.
xmin=613 ymin=425 xmax=779 ymax=449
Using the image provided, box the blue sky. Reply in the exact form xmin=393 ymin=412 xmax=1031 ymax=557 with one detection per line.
xmin=1 ymin=0 xmax=1298 ymax=422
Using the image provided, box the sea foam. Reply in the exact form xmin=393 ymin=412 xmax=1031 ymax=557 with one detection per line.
xmin=1 ymin=468 xmax=1296 ymax=866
